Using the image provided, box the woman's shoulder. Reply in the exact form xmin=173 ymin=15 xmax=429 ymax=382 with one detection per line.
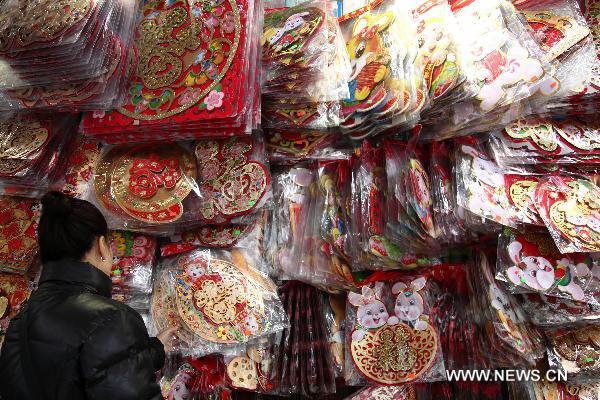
xmin=60 ymin=292 xmax=144 ymax=331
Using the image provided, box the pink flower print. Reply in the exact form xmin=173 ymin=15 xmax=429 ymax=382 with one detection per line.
xmin=204 ymin=90 xmax=224 ymax=111
xmin=179 ymin=88 xmax=201 ymax=105
xmin=221 ymin=11 xmax=236 ymax=34
xmin=92 ymin=110 xmax=105 ymax=119
xmin=205 ymin=15 xmax=219 ymax=29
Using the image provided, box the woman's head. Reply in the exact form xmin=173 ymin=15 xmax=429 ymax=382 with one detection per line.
xmin=37 ymin=191 xmax=112 ymax=275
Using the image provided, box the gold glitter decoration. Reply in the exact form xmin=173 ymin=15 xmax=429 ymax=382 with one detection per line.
xmin=0 ymin=0 xmax=92 ymax=52
xmin=506 ymin=119 xmax=558 ymax=152
xmin=548 ymin=180 xmax=600 ymax=252
xmin=118 ymin=0 xmax=241 ymax=120
xmin=351 ymin=323 xmax=438 ymax=384
xmin=110 ymin=145 xmax=197 ymax=224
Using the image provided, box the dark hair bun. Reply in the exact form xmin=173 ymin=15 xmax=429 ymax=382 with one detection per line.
xmin=41 ymin=191 xmax=73 ymax=217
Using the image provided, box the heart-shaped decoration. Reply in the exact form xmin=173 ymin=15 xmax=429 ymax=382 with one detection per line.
xmin=351 ymin=323 xmax=438 ymax=384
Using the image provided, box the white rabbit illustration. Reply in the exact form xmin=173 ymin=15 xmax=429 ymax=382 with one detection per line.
xmin=506 ymin=241 xmax=555 ymax=291
xmin=269 ymin=12 xmax=310 ymax=46
xmin=387 ymin=277 xmax=428 ymax=331
xmin=348 ymin=282 xmax=389 ymax=341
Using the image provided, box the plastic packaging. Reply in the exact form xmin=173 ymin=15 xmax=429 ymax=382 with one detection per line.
xmin=344 ymin=272 xmax=445 ymax=386
xmin=0 ymin=196 xmax=40 ymax=275
xmin=270 ymin=281 xmax=336 ymax=397
xmin=224 ymin=337 xmax=276 ymax=393
xmin=519 ymin=293 xmax=600 ymax=327
xmin=496 ymin=227 xmax=600 ymax=305
xmin=534 ymin=176 xmax=600 ymax=253
xmin=159 ymin=355 xmax=231 ymax=400
xmin=0 ymin=273 xmax=31 ymax=348
xmin=150 ymin=249 xmax=286 ymax=357
xmin=467 ymin=251 xmax=545 ymax=367
xmin=0 ymin=112 xmax=79 ymax=198
xmin=194 ymin=134 xmax=272 ymax=225
xmin=269 ymin=165 xmax=353 ymax=290
xmin=546 ymin=325 xmax=600 ymax=384
xmin=322 ymin=292 xmax=346 ymax=377
xmin=0 ymin=0 xmax=138 ymax=110
xmin=344 ymin=385 xmax=417 ymax=399
xmin=338 ymin=0 xmax=424 ymax=139
xmin=91 ymin=142 xmax=200 ymax=233
xmin=350 ymin=141 xmax=437 ymax=270
xmin=109 ymin=230 xmax=157 ymax=294
xmin=429 ymin=141 xmax=471 ymax=244
xmin=81 ymin=0 xmax=263 ymax=142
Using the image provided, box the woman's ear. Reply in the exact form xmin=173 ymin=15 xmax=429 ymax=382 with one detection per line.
xmin=97 ymin=235 xmax=114 ymax=275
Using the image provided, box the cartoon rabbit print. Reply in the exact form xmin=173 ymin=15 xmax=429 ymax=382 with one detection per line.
xmin=348 ymin=282 xmax=389 ymax=341
xmin=387 ymin=277 xmax=429 ymax=331
xmin=507 ymin=241 xmax=555 ymax=291
xmin=269 ymin=12 xmax=310 ymax=49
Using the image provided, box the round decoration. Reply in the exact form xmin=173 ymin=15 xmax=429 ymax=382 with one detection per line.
xmin=227 ymin=356 xmax=258 ymax=390
xmin=175 ymin=257 xmax=268 ymax=344
xmin=118 ymin=0 xmax=241 ymax=120
xmin=350 ymin=323 xmax=438 ymax=385
xmin=150 ymin=269 xmax=196 ymax=346
xmin=95 ymin=144 xmax=197 ymax=224
xmin=94 ymin=146 xmax=131 ymax=216
xmin=0 ymin=0 xmax=92 ymax=52
xmin=0 ymin=115 xmax=50 ymax=176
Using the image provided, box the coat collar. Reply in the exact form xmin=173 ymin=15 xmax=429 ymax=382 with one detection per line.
xmin=39 ymin=260 xmax=112 ymax=298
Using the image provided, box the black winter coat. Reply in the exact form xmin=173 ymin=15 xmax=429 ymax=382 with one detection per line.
xmin=0 ymin=260 xmax=165 ymax=400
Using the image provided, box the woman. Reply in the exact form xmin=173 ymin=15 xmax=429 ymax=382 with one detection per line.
xmin=0 ymin=192 xmax=176 ymax=400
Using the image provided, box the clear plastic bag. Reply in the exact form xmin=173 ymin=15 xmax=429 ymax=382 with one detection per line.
xmin=338 ymin=0 xmax=424 ymax=139
xmin=344 ymin=385 xmax=417 ymax=399
xmin=322 ymin=292 xmax=346 ymax=378
xmin=224 ymin=336 xmax=276 ymax=393
xmin=0 ymin=112 xmax=79 ymax=198
xmin=519 ymin=292 xmax=600 ymax=327
xmin=455 ymin=141 xmax=524 ymax=227
xmin=109 ymin=230 xmax=157 ymax=294
xmin=268 ymin=164 xmax=353 ymax=290
xmin=269 ymin=281 xmax=336 ymax=397
xmin=0 ymin=196 xmax=40 ymax=275
xmin=496 ymin=227 xmax=600 ymax=305
xmin=546 ymin=325 xmax=600 ymax=384
xmin=150 ymin=249 xmax=286 ymax=357
xmin=159 ymin=355 xmax=232 ymax=400
xmin=194 ymin=134 xmax=272 ymax=225
xmin=344 ymin=272 xmax=446 ymax=386
xmin=467 ymin=251 xmax=545 ymax=367
xmin=429 ymin=141 xmax=471 ymax=244
xmin=82 ymin=0 xmax=261 ymax=141
xmin=350 ymin=140 xmax=437 ymax=271
xmin=534 ymin=175 xmax=600 ymax=253
xmin=0 ymin=0 xmax=138 ymax=110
